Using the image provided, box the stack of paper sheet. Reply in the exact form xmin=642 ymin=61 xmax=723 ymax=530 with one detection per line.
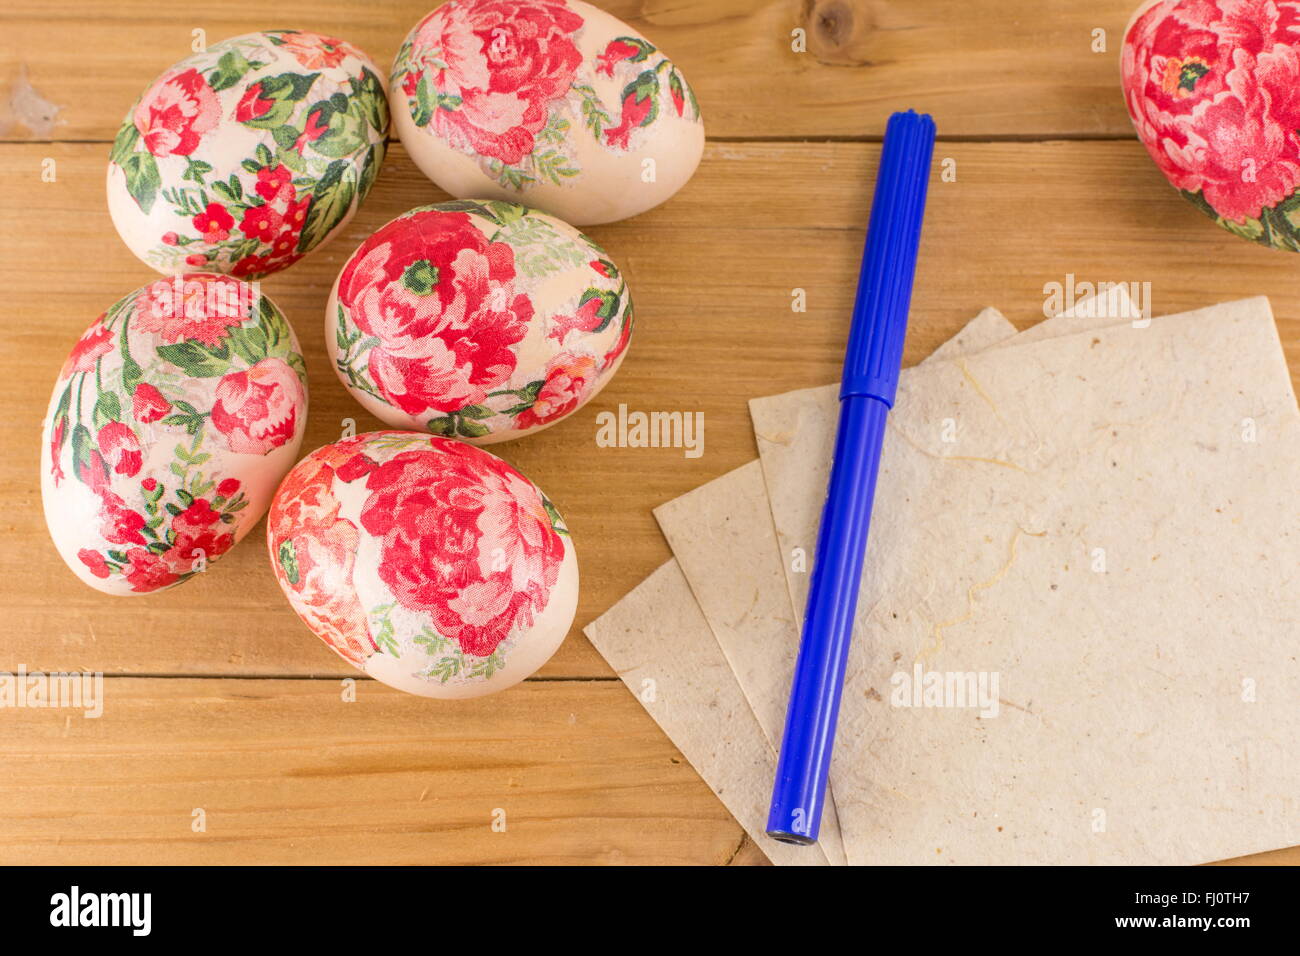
xmin=585 ymin=292 xmax=1300 ymax=865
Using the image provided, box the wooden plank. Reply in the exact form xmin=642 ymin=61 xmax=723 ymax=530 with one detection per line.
xmin=0 ymin=678 xmax=752 ymax=865
xmin=0 ymin=0 xmax=1139 ymax=142
xmin=4 ymin=139 xmax=1298 ymax=679
xmin=0 ymin=675 xmax=1290 ymax=865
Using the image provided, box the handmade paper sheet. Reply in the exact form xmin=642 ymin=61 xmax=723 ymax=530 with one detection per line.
xmin=652 ymin=293 xmax=1127 ymax=864
xmin=653 ymin=308 xmax=1018 ymax=867
xmin=751 ymin=297 xmax=1300 ymax=864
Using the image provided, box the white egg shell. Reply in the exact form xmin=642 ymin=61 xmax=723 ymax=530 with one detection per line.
xmin=41 ymin=275 xmax=309 ymax=595
xmin=107 ymin=30 xmax=389 ymax=279
xmin=267 ymin=432 xmax=578 ymax=698
xmin=391 ymin=0 xmax=704 ymax=225
xmin=326 ymin=200 xmax=632 ymax=444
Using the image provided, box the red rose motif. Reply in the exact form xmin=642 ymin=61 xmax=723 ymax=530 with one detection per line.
xmin=275 ymin=31 xmax=364 ymax=70
xmin=268 ymin=454 xmax=374 ymax=666
xmin=78 ymin=549 xmax=111 ymax=579
xmin=133 ymin=67 xmax=220 ymax=157
xmin=547 ymin=295 xmax=604 ymax=344
xmin=409 ymin=0 xmax=584 ymax=164
xmin=162 ymin=498 xmax=235 ymax=573
xmin=514 ymin=353 xmax=597 ymax=430
xmin=134 ymin=275 xmax=249 ymax=347
xmin=235 ymin=81 xmax=275 ymax=123
xmin=597 ymin=39 xmax=642 ymax=77
xmin=60 ymin=317 xmax=113 ymax=379
xmin=601 ymin=314 xmax=632 ymax=371
xmin=98 ymin=491 xmax=147 ymax=546
xmin=217 ymin=477 xmax=241 ymax=497
xmin=133 ymin=382 xmax=172 ymax=423
xmin=358 ymin=441 xmax=564 ymax=657
xmin=120 ymin=547 xmax=179 ymax=593
xmin=210 ymin=358 xmax=303 ymax=454
xmin=670 ymin=80 xmax=685 ymax=116
xmin=141 ymin=477 xmax=158 ymax=492
xmin=239 ymin=204 xmax=284 ymax=243
xmin=97 ymin=422 xmax=143 ymax=478
xmin=1123 ymin=0 xmax=1300 ymax=222
xmin=605 ymin=89 xmax=653 ymax=149
xmin=255 ymin=164 xmax=293 ymax=201
xmin=337 ymin=209 xmax=532 ymax=416
xmin=294 ymin=107 xmax=330 ymax=153
xmin=192 ymin=202 xmax=234 ymax=242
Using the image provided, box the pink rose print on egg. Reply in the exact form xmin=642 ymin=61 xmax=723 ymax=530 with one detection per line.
xmin=358 ymin=441 xmax=564 ymax=658
xmin=337 ymin=209 xmax=532 ymax=417
xmin=273 ymin=30 xmax=364 ymax=70
xmin=59 ymin=317 xmax=114 ymax=379
xmin=1123 ymin=0 xmax=1300 ymax=225
xmin=96 ymin=422 xmax=143 ymax=478
xmin=513 ymin=353 xmax=597 ymax=430
xmin=268 ymin=453 xmax=375 ymax=667
xmin=133 ymin=67 xmax=220 ymax=158
xmin=210 ymin=358 xmax=304 ymax=454
xmin=134 ymin=275 xmax=250 ymax=346
xmin=132 ymin=383 xmax=172 ymax=423
xmin=410 ymin=0 xmax=584 ymax=164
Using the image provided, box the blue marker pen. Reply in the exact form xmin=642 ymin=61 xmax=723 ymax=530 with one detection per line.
xmin=767 ymin=110 xmax=936 ymax=845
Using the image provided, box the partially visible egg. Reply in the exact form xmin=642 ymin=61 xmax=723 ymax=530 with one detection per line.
xmin=41 ymin=275 xmax=308 ymax=595
xmin=1122 ymin=0 xmax=1300 ymax=249
xmin=267 ymin=432 xmax=578 ymax=698
xmin=107 ymin=30 xmax=389 ymax=278
xmin=326 ymin=200 xmax=632 ymax=443
xmin=390 ymin=0 xmax=704 ymax=225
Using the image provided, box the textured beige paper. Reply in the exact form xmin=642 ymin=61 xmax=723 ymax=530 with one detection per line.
xmin=752 ymin=297 xmax=1300 ymax=864
xmin=653 ymin=307 xmax=1018 ymax=867
xmin=584 ymin=559 xmax=829 ymax=866
xmin=755 ymin=291 xmax=1133 ymax=619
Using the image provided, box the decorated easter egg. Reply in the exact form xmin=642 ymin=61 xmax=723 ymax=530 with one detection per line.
xmin=390 ymin=0 xmax=704 ymax=225
xmin=41 ymin=275 xmax=309 ymax=595
xmin=107 ymin=30 xmax=389 ymax=278
xmin=267 ymin=431 xmax=578 ymax=698
xmin=1122 ymin=0 xmax=1300 ymax=249
xmin=327 ymin=200 xmax=632 ymax=443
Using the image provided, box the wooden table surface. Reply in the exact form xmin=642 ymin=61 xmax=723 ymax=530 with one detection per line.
xmin=0 ymin=0 xmax=1295 ymax=865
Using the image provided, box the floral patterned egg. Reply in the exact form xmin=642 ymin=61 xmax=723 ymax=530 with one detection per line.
xmin=390 ymin=0 xmax=704 ymax=225
xmin=107 ymin=30 xmax=389 ymax=278
xmin=267 ymin=432 xmax=578 ymax=698
xmin=41 ymin=275 xmax=309 ymax=595
xmin=327 ymin=200 xmax=632 ymax=443
xmin=1122 ymin=0 xmax=1300 ymax=250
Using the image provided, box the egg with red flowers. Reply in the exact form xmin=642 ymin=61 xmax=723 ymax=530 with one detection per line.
xmin=267 ymin=432 xmax=578 ymax=698
xmin=107 ymin=29 xmax=389 ymax=278
xmin=41 ymin=275 xmax=308 ymax=595
xmin=327 ymin=200 xmax=632 ymax=443
xmin=1122 ymin=0 xmax=1300 ymax=249
xmin=390 ymin=0 xmax=704 ymax=225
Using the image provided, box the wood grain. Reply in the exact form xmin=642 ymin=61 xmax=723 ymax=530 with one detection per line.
xmin=0 ymin=0 xmax=1296 ymax=865
xmin=0 ymin=0 xmax=1142 ymax=142
xmin=0 ymin=679 xmax=749 ymax=865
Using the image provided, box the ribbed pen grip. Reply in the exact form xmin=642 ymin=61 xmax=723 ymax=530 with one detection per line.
xmin=839 ymin=110 xmax=936 ymax=405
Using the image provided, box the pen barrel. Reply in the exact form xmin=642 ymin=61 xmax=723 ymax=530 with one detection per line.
xmin=767 ymin=396 xmax=888 ymax=843
xmin=841 ymin=110 xmax=936 ymax=405
xmin=767 ymin=110 xmax=934 ymax=847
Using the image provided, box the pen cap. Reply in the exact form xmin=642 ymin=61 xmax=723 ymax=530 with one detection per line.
xmin=839 ymin=110 xmax=936 ymax=406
